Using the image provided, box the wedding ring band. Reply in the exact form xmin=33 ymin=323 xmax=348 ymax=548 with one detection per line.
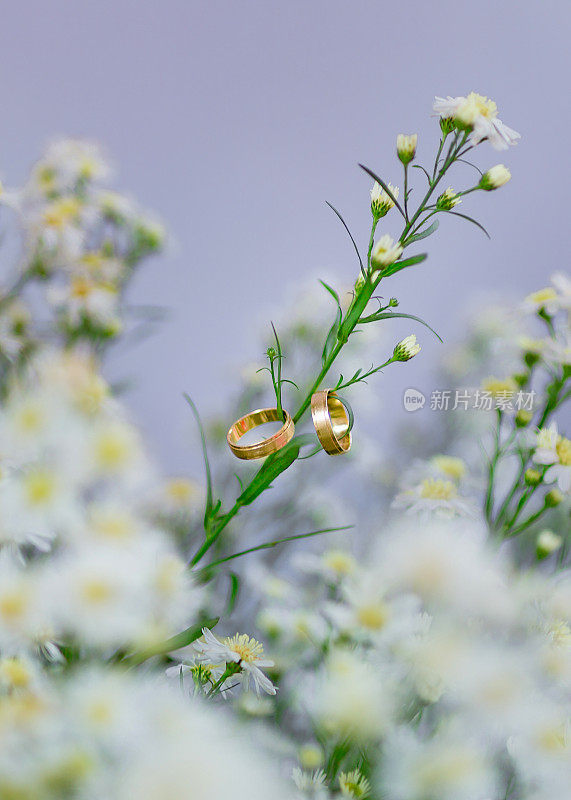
xmin=227 ymin=408 xmax=295 ymax=460
xmin=310 ymin=390 xmax=352 ymax=456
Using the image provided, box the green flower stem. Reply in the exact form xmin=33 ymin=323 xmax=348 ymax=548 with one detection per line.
xmin=484 ymin=410 xmax=502 ymax=525
xmin=207 ymin=661 xmax=241 ymax=697
xmin=403 ymin=162 xmax=409 ymax=222
xmin=190 ymin=133 xmax=471 ymax=565
xmin=506 ymin=504 xmax=549 ymax=538
xmin=366 ymin=217 xmax=379 ymax=269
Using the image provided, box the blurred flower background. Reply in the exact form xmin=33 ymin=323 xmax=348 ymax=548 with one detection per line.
xmin=0 ymin=3 xmax=570 ymax=800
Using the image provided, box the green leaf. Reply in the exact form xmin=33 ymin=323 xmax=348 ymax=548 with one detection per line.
xmin=236 ymin=434 xmax=318 ymax=506
xmin=382 ymin=253 xmax=427 ymax=277
xmin=358 ymin=163 xmax=406 ymax=220
xmin=439 ymin=210 xmax=490 ymax=238
xmin=411 ymin=164 xmax=432 ymax=185
xmin=183 ymin=394 xmax=215 ymax=529
xmin=197 ymin=526 xmax=353 ymax=573
xmin=405 ymin=220 xmax=439 ymax=245
xmin=322 ymin=306 xmax=342 ymax=366
xmin=123 ymin=617 xmax=219 ymax=666
xmin=325 ymin=202 xmax=364 ymax=274
xmin=359 ymin=311 xmax=442 ymax=342
xmin=336 ymin=395 xmax=355 ymax=434
xmin=225 ymin=573 xmax=240 ymax=615
xmin=270 ymin=322 xmax=283 ymax=417
xmin=319 ymin=279 xmax=342 ymax=308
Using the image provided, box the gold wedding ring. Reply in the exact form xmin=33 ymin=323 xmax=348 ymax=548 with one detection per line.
xmin=227 ymin=408 xmax=295 ymax=460
xmin=310 ymin=390 xmax=352 ymax=456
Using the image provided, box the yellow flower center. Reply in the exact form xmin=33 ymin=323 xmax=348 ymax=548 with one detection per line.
xmin=224 ymin=633 xmax=264 ymax=663
xmin=556 ymin=436 xmax=571 ymax=466
xmin=165 ymin=478 xmax=197 ymax=507
xmin=466 ymin=92 xmax=497 ymax=118
xmin=323 ymin=550 xmax=356 ymax=577
xmin=0 ymin=592 xmax=27 ymax=622
xmin=526 ymin=287 xmax=557 ymax=306
xmin=420 ymin=478 xmax=457 ymax=500
xmin=0 ymin=658 xmax=32 ymax=689
xmin=24 ymin=471 xmax=56 ymax=507
xmin=432 ymin=456 xmax=466 ymax=481
xmin=80 ymin=579 xmax=114 ymax=605
xmin=481 ymin=377 xmax=516 ymax=397
xmin=356 ymin=602 xmax=390 ymax=631
xmin=42 ymin=197 xmax=82 ymax=228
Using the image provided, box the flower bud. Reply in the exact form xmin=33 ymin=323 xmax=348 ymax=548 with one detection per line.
xmin=479 ymin=165 xmax=511 ymax=191
xmin=266 ymin=347 xmax=277 ymax=360
xmin=524 ymin=351 xmax=540 ymax=369
xmin=524 ymin=468 xmax=541 ymax=486
xmin=436 ymin=187 xmax=461 ymax=211
xmin=354 ymin=273 xmax=366 ymax=292
xmin=370 ymin=182 xmax=399 ymax=219
xmin=440 ymin=117 xmax=455 ymax=136
xmin=515 ymin=410 xmax=533 ymax=428
xmin=371 ymin=235 xmax=403 ymax=271
xmin=393 ymin=334 xmax=421 ymax=362
xmin=389 ymin=297 xmax=399 ymax=307
xmin=545 ymin=489 xmax=563 ymax=508
xmin=454 ymin=95 xmax=479 ymax=129
xmin=536 ymin=529 xmax=563 ymax=560
xmin=396 ymin=133 xmax=417 ymax=165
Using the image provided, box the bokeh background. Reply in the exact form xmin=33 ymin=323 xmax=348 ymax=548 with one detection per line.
xmin=0 ymin=1 xmax=568 ymax=473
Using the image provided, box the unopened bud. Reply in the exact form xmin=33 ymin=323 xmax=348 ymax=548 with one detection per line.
xmin=393 ymin=334 xmax=421 ymax=362
xmin=524 ymin=468 xmax=541 ymax=486
xmin=536 ymin=530 xmax=563 ymax=560
xmin=389 ymin=297 xmax=399 ymax=307
xmin=436 ymin=187 xmax=461 ymax=211
xmin=396 ymin=133 xmax=417 ymax=165
xmin=479 ymin=165 xmax=511 ymax=191
xmin=545 ymin=489 xmax=563 ymax=508
xmin=370 ymin=182 xmax=399 ymax=219
xmin=515 ymin=410 xmax=533 ymax=428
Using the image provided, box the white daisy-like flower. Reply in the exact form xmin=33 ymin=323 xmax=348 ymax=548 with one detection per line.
xmin=533 ymin=423 xmax=571 ymax=493
xmin=521 ymin=287 xmax=561 ymax=316
xmin=543 ymin=334 xmax=571 ymax=367
xmin=371 ymin=234 xmax=403 ymax=270
xmin=370 ymin=182 xmax=399 ymax=218
xmin=392 ymin=477 xmax=476 ymax=518
xmin=433 ymin=92 xmax=520 ymax=150
xmin=194 ymin=627 xmax=276 ymax=695
xmin=551 ymin=271 xmax=571 ymax=314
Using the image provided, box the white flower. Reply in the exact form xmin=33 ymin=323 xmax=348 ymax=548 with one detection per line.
xmin=194 ymin=627 xmax=276 ymax=695
xmin=551 ymin=271 xmax=571 ymax=311
xmin=521 ymin=286 xmax=561 ymax=315
xmin=533 ymin=422 xmax=571 ymax=493
xmin=371 ymin=234 xmax=403 ymax=269
xmin=392 ymin=477 xmax=475 ymax=517
xmin=433 ymin=92 xmax=520 ymax=150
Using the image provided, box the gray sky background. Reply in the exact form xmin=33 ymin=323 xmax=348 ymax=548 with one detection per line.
xmin=0 ymin=1 xmax=568 ymax=474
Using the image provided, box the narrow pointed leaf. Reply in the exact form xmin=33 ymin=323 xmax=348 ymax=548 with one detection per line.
xmin=359 ymin=311 xmax=442 ymax=342
xmin=322 ymin=306 xmax=342 ymax=366
xmin=225 ymin=573 xmax=240 ymax=615
xmin=319 ymin=279 xmax=342 ymax=308
xmin=236 ymin=434 xmax=318 ymax=506
xmin=183 ymin=394 xmax=214 ymax=527
xmin=440 ymin=210 xmax=490 ymax=238
xmin=411 ymin=164 xmax=432 ymax=185
xmin=124 ymin=617 xmax=219 ymax=666
xmin=405 ymin=220 xmax=439 ymax=245
xmin=197 ymin=526 xmax=353 ymax=572
xmin=358 ymin=164 xmax=406 ymax=220
xmin=382 ymin=253 xmax=427 ymax=277
xmin=325 ymin=202 xmax=364 ymax=273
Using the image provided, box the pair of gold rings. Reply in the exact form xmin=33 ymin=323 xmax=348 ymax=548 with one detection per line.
xmin=226 ymin=390 xmax=352 ymax=460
